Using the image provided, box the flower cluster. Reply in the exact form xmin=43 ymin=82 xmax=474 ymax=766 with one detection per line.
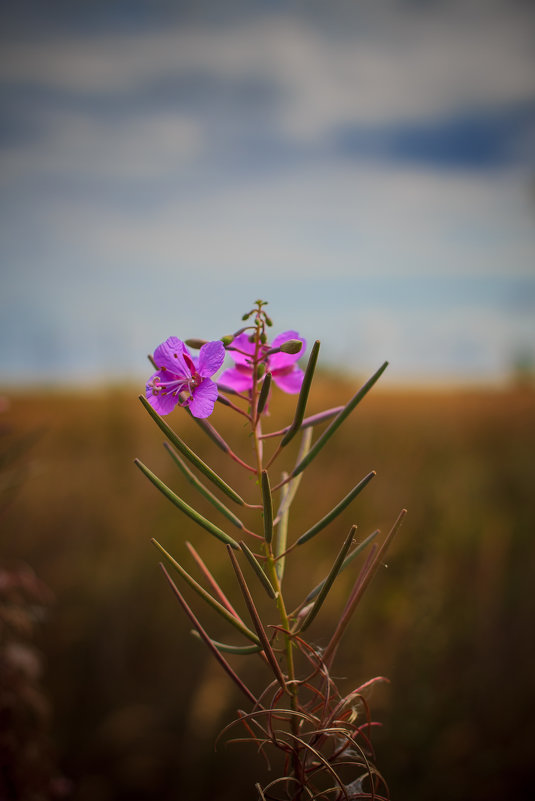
xmin=146 ymin=328 xmax=306 ymax=418
xmin=219 ymin=330 xmax=306 ymax=395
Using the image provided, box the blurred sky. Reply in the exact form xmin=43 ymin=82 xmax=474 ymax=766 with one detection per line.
xmin=1 ymin=0 xmax=534 ymax=386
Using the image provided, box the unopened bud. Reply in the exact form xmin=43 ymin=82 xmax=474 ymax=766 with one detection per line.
xmin=279 ymin=339 xmax=303 ymax=354
xmin=256 ymin=363 xmax=266 ymax=378
xmin=260 ymin=332 xmax=267 ymax=344
xmin=242 ymin=312 xmax=252 ymax=321
xmin=220 ymin=334 xmax=234 ymax=347
xmin=264 ymin=314 xmax=273 ymax=327
xmin=185 ymin=338 xmax=208 ymax=349
xmin=232 ymin=326 xmax=248 ymax=338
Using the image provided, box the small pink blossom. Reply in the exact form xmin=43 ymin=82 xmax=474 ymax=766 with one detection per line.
xmin=146 ymin=337 xmax=225 ymax=418
xmin=219 ymin=330 xmax=306 ymax=395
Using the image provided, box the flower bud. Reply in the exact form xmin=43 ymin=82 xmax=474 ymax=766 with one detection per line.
xmin=279 ymin=339 xmax=303 ymax=354
xmin=232 ymin=326 xmax=248 ymax=338
xmin=264 ymin=314 xmax=273 ymax=327
xmin=185 ymin=338 xmax=208 ymax=349
xmin=220 ymin=334 xmax=234 ymax=347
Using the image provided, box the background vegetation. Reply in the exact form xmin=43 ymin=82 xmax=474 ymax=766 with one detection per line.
xmin=1 ymin=375 xmax=534 ymax=800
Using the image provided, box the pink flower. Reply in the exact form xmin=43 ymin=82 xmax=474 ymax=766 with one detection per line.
xmin=219 ymin=330 xmax=306 ymax=394
xmin=146 ymin=337 xmax=225 ymax=418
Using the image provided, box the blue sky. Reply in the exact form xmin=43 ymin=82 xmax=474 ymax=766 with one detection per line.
xmin=1 ymin=0 xmax=534 ymax=386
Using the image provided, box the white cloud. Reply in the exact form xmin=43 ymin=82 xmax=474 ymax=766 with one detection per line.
xmin=0 ymin=111 xmax=204 ymax=181
xmin=2 ymin=0 xmax=534 ymax=137
xmin=1 ymin=0 xmax=534 ymax=384
xmin=14 ymin=161 xmax=534 ymax=280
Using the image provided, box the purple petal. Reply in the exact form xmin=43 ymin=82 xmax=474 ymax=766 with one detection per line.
xmin=197 ymin=340 xmax=225 ymax=378
xmin=272 ymin=367 xmax=304 ymax=394
xmin=152 ymin=337 xmax=190 ymax=376
xmin=226 ymin=332 xmax=256 ymax=366
xmin=268 ymin=331 xmax=306 ymax=371
xmin=188 ymin=378 xmax=218 ymax=418
xmin=146 ymin=373 xmax=180 ymax=415
xmin=218 ymin=366 xmax=254 ymax=393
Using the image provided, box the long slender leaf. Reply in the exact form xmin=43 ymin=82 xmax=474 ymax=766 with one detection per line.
xmin=298 ymin=526 xmax=356 ymax=632
xmin=261 ymin=470 xmax=273 ymax=545
xmin=164 ymin=443 xmax=245 ymax=530
xmin=185 ymin=541 xmax=242 ymax=619
xmin=323 ymin=509 xmax=407 ymax=667
xmin=188 ymin=413 xmax=231 ymax=454
xmin=259 ymin=406 xmax=344 ymax=440
xmin=226 ymin=545 xmax=286 ymax=689
xmin=190 ymin=631 xmax=262 ymax=655
xmin=302 ymin=528 xmax=380 ymax=605
xmin=135 ymin=459 xmax=239 ymax=549
xmin=159 ymin=563 xmax=258 ymax=705
xmin=256 ymin=373 xmax=272 ymax=417
xmin=139 ymin=394 xmax=245 ymax=506
xmin=291 ymin=361 xmax=388 ymax=478
xmin=296 ymin=471 xmax=376 ymax=545
xmin=281 ymin=340 xmax=320 ymax=447
xmin=152 ymin=538 xmax=259 ymax=643
xmin=239 ymin=541 xmax=278 ymax=599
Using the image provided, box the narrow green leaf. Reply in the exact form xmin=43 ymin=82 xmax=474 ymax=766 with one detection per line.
xmin=302 ymin=528 xmax=380 ymax=605
xmin=239 ymin=541 xmax=277 ymax=599
xmin=135 ymin=458 xmax=240 ymax=549
xmin=185 ymin=541 xmax=242 ymax=618
xmin=291 ymin=361 xmax=388 ymax=478
xmin=226 ymin=545 xmax=286 ymax=689
xmin=188 ymin=413 xmax=230 ymax=454
xmin=164 ymin=443 xmax=245 ymax=530
xmin=139 ymin=394 xmax=245 ymax=506
xmin=152 ymin=538 xmax=260 ymax=644
xmin=297 ymin=471 xmax=376 ymax=545
xmin=159 ymin=563 xmax=258 ymax=706
xmin=256 ymin=372 xmax=272 ymax=417
xmin=261 ymin=470 xmax=273 ymax=545
xmin=281 ymin=340 xmax=320 ymax=447
xmin=323 ymin=509 xmax=407 ymax=667
xmin=190 ymin=631 xmax=262 ymax=655
xmin=298 ymin=526 xmax=356 ymax=632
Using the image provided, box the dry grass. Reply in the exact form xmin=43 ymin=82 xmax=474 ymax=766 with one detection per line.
xmin=1 ymin=378 xmax=534 ymax=800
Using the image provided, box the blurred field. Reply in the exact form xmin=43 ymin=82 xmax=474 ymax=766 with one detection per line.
xmin=1 ymin=377 xmax=534 ymax=801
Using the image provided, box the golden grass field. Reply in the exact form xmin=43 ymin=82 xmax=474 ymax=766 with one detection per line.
xmin=2 ymin=376 xmax=534 ymax=800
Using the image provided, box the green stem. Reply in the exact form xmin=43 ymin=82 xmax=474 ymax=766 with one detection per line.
xmin=246 ymin=305 xmax=301 ymax=775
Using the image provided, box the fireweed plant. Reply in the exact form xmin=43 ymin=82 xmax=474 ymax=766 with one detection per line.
xmin=136 ymin=300 xmax=406 ymax=801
